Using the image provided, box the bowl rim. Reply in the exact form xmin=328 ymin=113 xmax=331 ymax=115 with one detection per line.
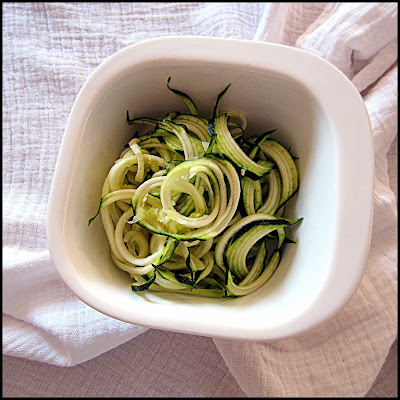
xmin=47 ymin=36 xmax=374 ymax=340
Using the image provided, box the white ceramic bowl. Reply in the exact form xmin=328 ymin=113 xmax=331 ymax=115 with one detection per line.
xmin=47 ymin=36 xmax=374 ymax=341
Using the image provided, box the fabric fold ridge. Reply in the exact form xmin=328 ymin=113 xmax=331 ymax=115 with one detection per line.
xmin=3 ymin=2 xmax=397 ymax=397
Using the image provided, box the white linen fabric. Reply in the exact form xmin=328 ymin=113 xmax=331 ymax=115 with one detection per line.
xmin=3 ymin=2 xmax=397 ymax=397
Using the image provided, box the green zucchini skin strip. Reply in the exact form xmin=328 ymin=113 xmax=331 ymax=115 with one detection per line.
xmin=213 ymin=83 xmax=231 ymax=117
xmin=163 ymin=111 xmax=181 ymax=121
xmin=213 ymin=114 xmax=271 ymax=178
xmin=172 ymin=114 xmax=209 ymax=141
xmin=88 ymin=189 xmax=136 ymax=226
xmin=185 ymin=252 xmax=195 ymax=282
xmin=238 ymin=239 xmax=267 ymax=287
xmin=225 ymin=219 xmax=301 ymax=281
xmin=259 ymin=139 xmax=299 ymax=208
xmin=88 ymin=199 xmax=102 ymax=226
xmin=255 ymin=129 xmax=276 ymax=145
xmin=258 ymin=168 xmax=281 ymax=215
xmin=140 ymin=128 xmax=184 ymax=152
xmin=127 ymin=114 xmax=158 ymax=126
xmin=153 ymin=237 xmax=180 ymax=267
xmin=230 ymin=217 xmax=302 ymax=243
xmin=240 ymin=176 xmax=263 ymax=216
xmin=167 ymin=77 xmax=199 ymax=115
xmin=131 ymin=269 xmax=156 ymax=292
xmin=157 ymin=120 xmax=204 ymax=159
xmin=226 ymin=250 xmax=281 ymax=296
xmin=153 ymin=265 xmax=196 ymax=289
xmin=214 ymin=214 xmax=302 ymax=278
xmin=149 ymin=285 xmax=227 ymax=298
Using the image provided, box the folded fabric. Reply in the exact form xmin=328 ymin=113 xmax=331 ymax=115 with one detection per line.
xmin=215 ymin=3 xmax=398 ymax=397
xmin=3 ymin=2 xmax=397 ymax=397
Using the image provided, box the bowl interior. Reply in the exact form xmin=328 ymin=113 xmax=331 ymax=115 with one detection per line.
xmin=64 ymin=64 xmax=334 ymax=328
xmin=52 ymin=38 xmax=372 ymax=340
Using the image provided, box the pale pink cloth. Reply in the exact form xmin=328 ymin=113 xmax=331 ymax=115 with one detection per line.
xmin=3 ymin=3 xmax=397 ymax=397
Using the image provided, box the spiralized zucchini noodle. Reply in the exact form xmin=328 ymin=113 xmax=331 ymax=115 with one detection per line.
xmin=89 ymin=78 xmax=302 ymax=298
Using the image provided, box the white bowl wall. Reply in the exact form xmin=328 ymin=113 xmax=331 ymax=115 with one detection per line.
xmin=48 ymin=37 xmax=374 ymax=340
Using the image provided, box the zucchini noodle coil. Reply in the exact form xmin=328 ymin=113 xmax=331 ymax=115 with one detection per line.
xmin=89 ymin=78 xmax=302 ymax=298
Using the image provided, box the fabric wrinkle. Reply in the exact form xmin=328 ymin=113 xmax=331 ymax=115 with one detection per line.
xmin=2 ymin=2 xmax=397 ymax=397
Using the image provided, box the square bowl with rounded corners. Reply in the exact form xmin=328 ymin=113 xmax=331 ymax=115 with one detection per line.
xmin=47 ymin=36 xmax=374 ymax=341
